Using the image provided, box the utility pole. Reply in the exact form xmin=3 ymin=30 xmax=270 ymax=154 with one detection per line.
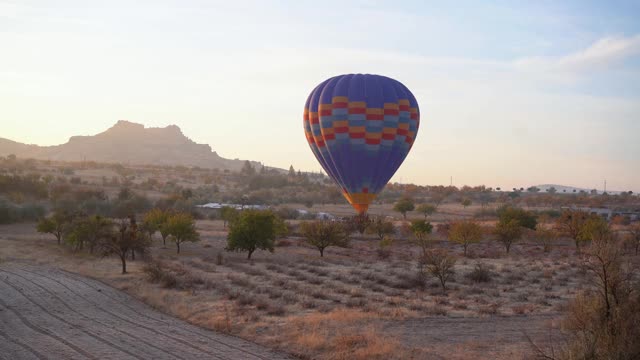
xmin=450 ymin=176 xmax=452 ymax=187
xmin=604 ymin=179 xmax=607 ymax=194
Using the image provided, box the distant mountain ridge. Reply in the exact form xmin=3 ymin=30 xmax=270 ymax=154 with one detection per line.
xmin=0 ymin=120 xmax=260 ymax=171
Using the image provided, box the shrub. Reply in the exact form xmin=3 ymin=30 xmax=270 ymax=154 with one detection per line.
xmin=142 ymin=260 xmax=165 ymax=282
xmin=266 ymin=303 xmax=286 ymax=316
xmin=466 ymin=262 xmax=493 ymax=283
xmin=377 ymin=236 xmax=394 ymax=259
xmin=160 ymin=272 xmax=178 ymax=288
xmin=215 ymin=252 xmax=224 ymax=265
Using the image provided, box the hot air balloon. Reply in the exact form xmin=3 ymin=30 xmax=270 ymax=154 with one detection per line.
xmin=303 ymin=74 xmax=420 ymax=214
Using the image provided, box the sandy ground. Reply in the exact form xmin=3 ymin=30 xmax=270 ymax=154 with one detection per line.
xmin=0 ymin=264 xmax=293 ymax=360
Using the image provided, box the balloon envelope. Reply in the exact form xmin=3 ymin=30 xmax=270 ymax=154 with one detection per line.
xmin=303 ymin=74 xmax=420 ymax=213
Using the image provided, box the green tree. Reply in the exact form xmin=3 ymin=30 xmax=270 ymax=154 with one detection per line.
xmin=415 ymin=203 xmax=436 ymax=220
xmin=300 ymin=220 xmax=349 ymax=257
xmin=578 ymin=216 xmax=611 ymax=244
xmin=100 ymin=216 xmax=150 ymax=274
xmin=366 ymin=217 xmax=395 ymax=240
xmin=65 ymin=215 xmax=113 ymax=253
xmin=448 ymin=220 xmax=482 ymax=256
xmin=220 ymin=206 xmax=239 ymax=228
xmin=494 ymin=219 xmax=522 ymax=253
xmin=461 ymin=198 xmax=472 ymax=208
xmin=164 ymin=212 xmax=199 ymax=254
xmin=410 ymin=220 xmax=433 ymax=256
xmin=555 ymin=210 xmax=594 ymax=249
xmin=142 ymin=208 xmax=170 ymax=245
xmin=226 ymin=209 xmax=278 ymax=259
xmin=535 ymin=225 xmax=558 ymax=253
xmin=36 ymin=211 xmax=71 ymax=245
xmin=497 ymin=206 xmax=537 ymax=230
xmin=393 ymin=197 xmax=415 ymax=219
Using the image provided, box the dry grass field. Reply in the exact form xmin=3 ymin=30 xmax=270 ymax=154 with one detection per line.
xmin=0 ymin=211 xmax=586 ymax=359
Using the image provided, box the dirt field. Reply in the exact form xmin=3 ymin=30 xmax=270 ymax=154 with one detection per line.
xmin=0 ymin=220 xmax=578 ymax=359
xmin=0 ymin=263 xmax=292 ymax=360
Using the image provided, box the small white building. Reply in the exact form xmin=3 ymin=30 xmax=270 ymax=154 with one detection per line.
xmin=196 ymin=203 xmax=269 ymax=210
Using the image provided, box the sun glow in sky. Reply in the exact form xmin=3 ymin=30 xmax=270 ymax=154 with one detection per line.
xmin=1 ymin=1 xmax=639 ymax=191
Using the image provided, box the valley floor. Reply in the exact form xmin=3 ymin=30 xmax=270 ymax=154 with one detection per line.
xmin=0 ymin=221 xmax=574 ymax=359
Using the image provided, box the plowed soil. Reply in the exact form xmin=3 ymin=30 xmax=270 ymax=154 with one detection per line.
xmin=0 ymin=264 xmax=293 ymax=360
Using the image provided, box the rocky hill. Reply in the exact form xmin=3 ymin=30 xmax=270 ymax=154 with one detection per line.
xmin=0 ymin=120 xmax=259 ymax=171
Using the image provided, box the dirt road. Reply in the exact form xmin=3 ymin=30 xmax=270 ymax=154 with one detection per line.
xmin=0 ymin=264 xmax=293 ymax=360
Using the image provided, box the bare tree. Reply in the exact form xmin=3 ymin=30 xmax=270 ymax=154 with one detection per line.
xmin=420 ymin=249 xmax=456 ymax=291
xmin=627 ymin=223 xmax=640 ymax=255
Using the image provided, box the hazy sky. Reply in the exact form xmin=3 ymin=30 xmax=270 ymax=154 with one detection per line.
xmin=2 ymin=1 xmax=639 ymax=191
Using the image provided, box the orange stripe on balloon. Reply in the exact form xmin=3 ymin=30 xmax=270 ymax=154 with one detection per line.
xmin=365 ymin=133 xmax=382 ymax=139
xmin=333 ymin=120 xmax=348 ymax=127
